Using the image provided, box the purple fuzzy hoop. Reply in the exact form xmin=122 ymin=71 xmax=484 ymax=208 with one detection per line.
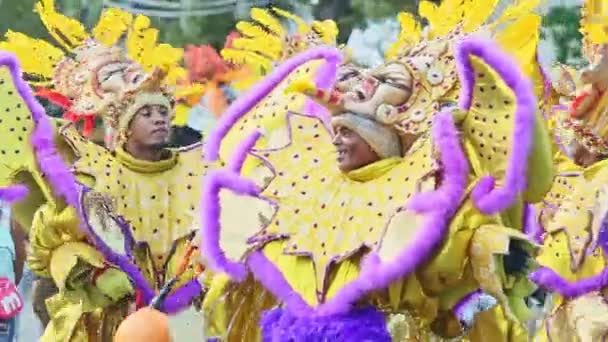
xmin=455 ymin=37 xmax=537 ymax=214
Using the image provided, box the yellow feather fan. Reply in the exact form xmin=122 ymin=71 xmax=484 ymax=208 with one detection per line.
xmin=221 ymin=6 xmax=338 ymax=80
xmin=580 ymin=0 xmax=608 ymax=62
xmin=0 ymin=31 xmax=64 ymax=83
xmin=92 ymin=8 xmax=133 ymax=47
xmin=35 ymin=0 xmax=89 ymax=50
xmin=250 ymin=8 xmax=286 ymax=36
xmin=389 ymin=0 xmax=540 ymax=59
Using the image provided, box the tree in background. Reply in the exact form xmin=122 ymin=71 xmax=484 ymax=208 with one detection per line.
xmin=541 ymin=5 xmax=584 ymax=66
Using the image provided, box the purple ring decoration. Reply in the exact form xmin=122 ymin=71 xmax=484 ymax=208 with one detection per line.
xmin=204 ymin=46 xmax=342 ymax=162
xmin=455 ymin=37 xmax=537 ymax=214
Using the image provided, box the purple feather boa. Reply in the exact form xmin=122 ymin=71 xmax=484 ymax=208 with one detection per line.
xmin=199 ymin=109 xmax=469 ymax=317
xmin=204 ymin=47 xmax=342 ymax=162
xmin=455 ymin=37 xmax=536 ymax=215
xmin=260 ymin=306 xmax=391 ymax=342
xmin=0 ymin=185 xmax=29 ymax=203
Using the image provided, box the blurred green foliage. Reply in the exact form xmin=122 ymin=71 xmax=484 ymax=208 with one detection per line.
xmin=541 ymin=5 xmax=584 ymax=65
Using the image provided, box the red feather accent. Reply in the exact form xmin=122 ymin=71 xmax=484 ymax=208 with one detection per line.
xmin=35 ymin=87 xmax=97 ymax=136
xmin=35 ymin=88 xmax=72 ymax=109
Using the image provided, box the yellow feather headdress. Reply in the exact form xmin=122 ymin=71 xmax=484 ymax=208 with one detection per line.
xmin=0 ymin=1 xmax=186 ymax=86
xmin=0 ymin=0 xmax=191 ymax=142
xmin=221 ymin=7 xmax=339 ymax=76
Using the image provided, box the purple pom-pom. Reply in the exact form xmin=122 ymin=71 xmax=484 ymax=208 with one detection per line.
xmin=260 ymin=306 xmax=391 ymax=342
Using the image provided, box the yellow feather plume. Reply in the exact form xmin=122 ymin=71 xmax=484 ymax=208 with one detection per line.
xmin=284 ymin=78 xmax=316 ymax=95
xmin=312 ymin=20 xmax=339 ymax=44
xmin=250 ymin=8 xmax=285 ymax=37
xmin=461 ymin=0 xmax=500 ymax=33
xmin=490 ymin=0 xmax=542 ymax=28
xmin=231 ymin=37 xmax=282 ymax=60
xmin=236 ymin=21 xmax=281 ymax=42
xmin=221 ymin=48 xmax=272 ymax=74
xmin=0 ymin=31 xmax=64 ymax=80
xmin=495 ymin=14 xmax=542 ymax=97
xmin=418 ymin=1 xmax=440 ymax=32
xmin=93 ymin=8 xmax=133 ymax=47
xmin=386 ymin=12 xmax=421 ymax=59
xmin=271 ymin=7 xmax=309 ymax=34
xmin=35 ymin=0 xmax=89 ymax=50
xmin=581 ymin=0 xmax=608 ymax=45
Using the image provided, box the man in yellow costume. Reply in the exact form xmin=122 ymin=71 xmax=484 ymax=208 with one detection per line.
xmin=0 ymin=1 xmax=221 ymax=340
xmin=198 ymin=1 xmax=554 ymax=341
xmin=530 ymin=1 xmax=608 ymax=341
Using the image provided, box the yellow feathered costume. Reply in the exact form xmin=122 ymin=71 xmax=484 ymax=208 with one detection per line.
xmin=200 ymin=1 xmax=554 ymax=341
xmin=532 ymin=1 xmax=608 ymax=340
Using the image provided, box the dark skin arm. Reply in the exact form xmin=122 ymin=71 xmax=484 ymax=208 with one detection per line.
xmin=10 ymin=219 xmax=26 ymax=284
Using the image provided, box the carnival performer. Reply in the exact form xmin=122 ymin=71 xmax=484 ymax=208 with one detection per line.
xmin=199 ymin=1 xmax=554 ymax=341
xmin=530 ymin=1 xmax=608 ymax=340
xmin=0 ymin=1 xmax=224 ymax=340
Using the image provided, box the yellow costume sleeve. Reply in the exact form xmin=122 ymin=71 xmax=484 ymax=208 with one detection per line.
xmin=27 ymin=203 xmax=103 ymax=283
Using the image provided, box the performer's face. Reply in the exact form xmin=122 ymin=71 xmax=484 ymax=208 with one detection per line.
xmin=128 ymin=105 xmax=172 ymax=149
xmin=340 ymin=62 xmax=412 ymax=117
xmin=332 ymin=125 xmax=380 ymax=173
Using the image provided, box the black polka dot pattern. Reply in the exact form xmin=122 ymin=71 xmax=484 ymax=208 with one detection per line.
xmin=0 ymin=67 xmax=37 ymax=182
xmin=460 ymin=56 xmax=517 ymax=177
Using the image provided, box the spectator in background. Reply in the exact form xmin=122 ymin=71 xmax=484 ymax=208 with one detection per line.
xmin=0 ymin=204 xmax=24 ymax=342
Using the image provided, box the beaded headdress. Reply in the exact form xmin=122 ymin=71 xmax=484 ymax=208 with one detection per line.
xmin=0 ymin=0 xmax=187 ymax=143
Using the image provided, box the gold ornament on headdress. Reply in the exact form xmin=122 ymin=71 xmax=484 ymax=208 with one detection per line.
xmin=221 ymin=7 xmax=339 ymax=75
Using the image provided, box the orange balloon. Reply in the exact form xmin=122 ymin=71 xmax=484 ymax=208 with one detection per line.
xmin=114 ymin=307 xmax=171 ymax=342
